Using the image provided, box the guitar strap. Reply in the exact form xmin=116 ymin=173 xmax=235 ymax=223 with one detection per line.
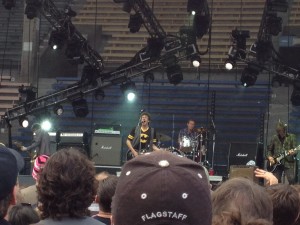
xmin=131 ymin=125 xmax=141 ymax=152
xmin=149 ymin=128 xmax=154 ymax=151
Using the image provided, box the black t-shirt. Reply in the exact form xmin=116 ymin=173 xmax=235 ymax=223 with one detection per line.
xmin=127 ymin=126 xmax=157 ymax=151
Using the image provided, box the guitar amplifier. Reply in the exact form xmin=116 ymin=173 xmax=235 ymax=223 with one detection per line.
xmin=90 ymin=135 xmax=122 ymax=166
xmin=228 ymin=142 xmax=261 ymax=167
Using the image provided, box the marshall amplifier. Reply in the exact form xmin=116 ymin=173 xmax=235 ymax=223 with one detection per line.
xmin=90 ymin=135 xmax=122 ymax=166
xmin=228 ymin=142 xmax=259 ymax=167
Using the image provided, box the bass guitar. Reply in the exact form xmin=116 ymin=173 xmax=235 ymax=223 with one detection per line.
xmin=267 ymin=145 xmax=300 ymax=173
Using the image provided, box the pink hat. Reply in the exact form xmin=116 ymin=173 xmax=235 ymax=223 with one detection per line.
xmin=32 ymin=155 xmax=49 ymax=180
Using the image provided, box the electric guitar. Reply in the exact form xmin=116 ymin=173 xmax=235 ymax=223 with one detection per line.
xmin=267 ymin=145 xmax=300 ymax=173
xmin=126 ymin=147 xmax=169 ymax=161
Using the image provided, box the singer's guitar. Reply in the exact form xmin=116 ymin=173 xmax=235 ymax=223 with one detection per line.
xmin=267 ymin=145 xmax=300 ymax=173
xmin=126 ymin=148 xmax=169 ymax=161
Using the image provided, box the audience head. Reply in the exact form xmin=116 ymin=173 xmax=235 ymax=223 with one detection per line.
xmin=37 ymin=147 xmax=98 ymax=219
xmin=212 ymin=177 xmax=273 ymax=225
xmin=96 ymin=175 xmax=118 ymax=213
xmin=32 ymin=155 xmax=49 ymax=181
xmin=0 ymin=146 xmax=24 ymax=219
xmin=112 ymin=151 xmax=212 ymax=225
xmin=95 ymin=171 xmax=111 ymax=181
xmin=266 ymin=184 xmax=300 ymax=225
xmin=8 ymin=204 xmax=40 ymax=225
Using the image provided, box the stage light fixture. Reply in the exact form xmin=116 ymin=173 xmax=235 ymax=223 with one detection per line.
xmin=41 ymin=119 xmax=52 ymax=131
xmin=53 ymin=104 xmax=64 ymax=116
xmin=94 ymin=88 xmax=105 ymax=100
xmin=266 ymin=13 xmax=282 ymax=36
xmin=49 ymin=30 xmax=66 ymax=50
xmin=224 ymin=59 xmax=235 ymax=71
xmin=143 ymin=71 xmax=154 ymax=83
xmin=120 ymin=81 xmax=137 ymax=102
xmin=72 ymin=98 xmax=89 ymax=117
xmin=19 ymin=117 xmax=29 ymax=128
xmin=193 ymin=12 xmax=210 ymax=39
xmin=128 ymin=13 xmax=143 ymax=33
xmin=191 ymin=11 xmax=196 ymax=15
xmin=2 ymin=0 xmax=15 ymax=10
xmin=81 ymin=65 xmax=98 ymax=85
xmin=240 ymin=64 xmax=261 ymax=87
xmin=25 ymin=0 xmax=41 ymax=19
xmin=65 ymin=40 xmax=84 ymax=63
xmin=166 ymin=64 xmax=183 ymax=85
xmin=232 ymin=29 xmax=250 ymax=59
xmin=19 ymin=85 xmax=37 ymax=103
xmin=64 ymin=6 xmax=77 ymax=17
xmin=191 ymin=54 xmax=201 ymax=68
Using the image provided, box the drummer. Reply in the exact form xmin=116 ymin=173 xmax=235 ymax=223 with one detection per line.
xmin=178 ymin=119 xmax=199 ymax=149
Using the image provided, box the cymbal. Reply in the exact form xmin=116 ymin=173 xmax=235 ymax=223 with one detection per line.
xmin=157 ymin=133 xmax=171 ymax=142
xmin=196 ymin=127 xmax=208 ymax=133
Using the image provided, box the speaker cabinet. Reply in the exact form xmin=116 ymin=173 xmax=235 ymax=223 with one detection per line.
xmin=229 ymin=165 xmax=259 ymax=183
xmin=228 ymin=142 xmax=259 ymax=167
xmin=91 ymin=135 xmax=122 ymax=166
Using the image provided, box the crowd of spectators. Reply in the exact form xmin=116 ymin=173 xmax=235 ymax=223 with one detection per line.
xmin=1 ymin=145 xmax=300 ymax=225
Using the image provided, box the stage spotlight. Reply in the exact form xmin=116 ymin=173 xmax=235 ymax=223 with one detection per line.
xmin=41 ymin=119 xmax=52 ymax=131
xmin=167 ymin=64 xmax=183 ymax=85
xmin=266 ymin=13 xmax=282 ymax=36
xmin=224 ymin=59 xmax=235 ymax=71
xmin=25 ymin=0 xmax=41 ymax=19
xmin=232 ymin=29 xmax=250 ymax=59
xmin=2 ymin=0 xmax=15 ymax=10
xmin=72 ymin=98 xmax=89 ymax=117
xmin=64 ymin=6 xmax=77 ymax=17
xmin=19 ymin=85 xmax=37 ymax=103
xmin=94 ymin=88 xmax=105 ymax=100
xmin=53 ymin=104 xmax=64 ymax=116
xmin=19 ymin=117 xmax=29 ymax=128
xmin=240 ymin=64 xmax=260 ymax=87
xmin=128 ymin=13 xmax=143 ymax=33
xmin=143 ymin=71 xmax=154 ymax=83
xmin=193 ymin=12 xmax=210 ymax=39
xmin=191 ymin=54 xmax=201 ymax=68
xmin=65 ymin=40 xmax=84 ymax=63
xmin=81 ymin=65 xmax=98 ymax=85
xmin=120 ymin=81 xmax=137 ymax=102
xmin=49 ymin=30 xmax=66 ymax=50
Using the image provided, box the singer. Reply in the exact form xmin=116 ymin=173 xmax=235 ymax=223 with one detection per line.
xmin=126 ymin=112 xmax=159 ymax=160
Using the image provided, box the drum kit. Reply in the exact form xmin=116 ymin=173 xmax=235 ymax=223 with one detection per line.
xmin=157 ymin=127 xmax=209 ymax=164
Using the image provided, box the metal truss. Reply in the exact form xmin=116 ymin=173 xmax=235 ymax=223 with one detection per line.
xmin=129 ymin=0 xmax=166 ymax=39
xmin=3 ymin=42 xmax=198 ymax=122
xmin=40 ymin=0 xmax=104 ymax=73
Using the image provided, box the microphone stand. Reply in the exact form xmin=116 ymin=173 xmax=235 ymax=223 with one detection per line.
xmin=210 ymin=114 xmax=216 ymax=171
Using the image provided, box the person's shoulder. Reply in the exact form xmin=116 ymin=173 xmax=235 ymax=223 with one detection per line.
xmin=83 ymin=217 xmax=106 ymax=225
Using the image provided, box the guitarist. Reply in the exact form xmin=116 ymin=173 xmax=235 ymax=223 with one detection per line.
xmin=267 ymin=121 xmax=297 ymax=184
xmin=126 ymin=112 xmax=160 ymax=160
xmin=20 ymin=123 xmax=51 ymax=157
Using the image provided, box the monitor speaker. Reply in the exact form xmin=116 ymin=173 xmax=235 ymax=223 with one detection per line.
xmin=228 ymin=142 xmax=259 ymax=167
xmin=91 ymin=135 xmax=122 ymax=166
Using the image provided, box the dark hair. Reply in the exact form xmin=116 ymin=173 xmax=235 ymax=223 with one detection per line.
xmin=8 ymin=204 xmax=40 ymax=225
xmin=97 ymin=175 xmax=118 ymax=213
xmin=37 ymin=147 xmax=98 ymax=219
xmin=140 ymin=112 xmax=151 ymax=121
xmin=0 ymin=193 xmax=12 ymax=219
xmin=212 ymin=178 xmax=273 ymax=225
xmin=266 ymin=184 xmax=300 ymax=225
xmin=187 ymin=119 xmax=195 ymax=124
xmin=31 ymin=123 xmax=41 ymax=132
